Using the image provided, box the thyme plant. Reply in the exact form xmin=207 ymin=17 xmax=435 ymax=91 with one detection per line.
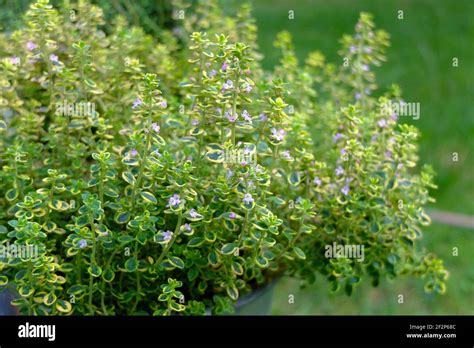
xmin=0 ymin=0 xmax=447 ymax=315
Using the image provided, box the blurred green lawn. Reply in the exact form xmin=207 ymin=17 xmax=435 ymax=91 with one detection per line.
xmin=250 ymin=0 xmax=473 ymax=314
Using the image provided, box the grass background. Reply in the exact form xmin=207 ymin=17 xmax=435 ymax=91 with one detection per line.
xmin=248 ymin=0 xmax=473 ymax=314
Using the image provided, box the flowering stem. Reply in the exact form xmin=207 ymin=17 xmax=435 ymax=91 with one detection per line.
xmin=88 ymin=218 xmax=97 ymax=315
xmin=156 ymin=213 xmax=183 ymax=266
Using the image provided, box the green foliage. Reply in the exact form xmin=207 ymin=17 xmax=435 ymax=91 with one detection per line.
xmin=0 ymin=0 xmax=447 ymax=315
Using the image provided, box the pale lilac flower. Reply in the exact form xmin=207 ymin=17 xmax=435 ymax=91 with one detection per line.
xmin=259 ymin=113 xmax=268 ymax=122
xmin=226 ymin=110 xmax=237 ymax=123
xmin=189 ymin=209 xmax=198 ymax=218
xmin=130 ymin=149 xmax=138 ymax=157
xmin=341 ymin=185 xmax=350 ymax=196
xmin=26 ymin=41 xmax=38 ymax=51
xmin=313 ymin=177 xmax=322 ymax=186
xmin=243 ymin=193 xmax=254 ymax=205
xmin=10 ymin=56 xmax=20 ymax=65
xmin=205 ymin=62 xmax=211 ymax=68
xmin=282 ymin=150 xmax=292 ymax=160
xmin=390 ymin=113 xmax=398 ymax=121
xmin=271 ymin=128 xmax=286 ymax=141
xmin=349 ymin=45 xmax=357 ymax=53
xmin=335 ymin=166 xmax=344 ymax=176
xmin=361 ymin=64 xmax=369 ymax=72
xmin=377 ymin=119 xmax=387 ymax=128
xmin=209 ymin=69 xmax=217 ymax=78
xmin=159 ymin=100 xmax=167 ymax=109
xmin=163 ymin=230 xmax=173 ymax=242
xmin=229 ymin=212 xmax=237 ymax=219
xmin=191 ymin=119 xmax=199 ymax=126
xmin=371 ymin=134 xmax=378 ymax=143
xmin=242 ymin=109 xmax=252 ymax=122
xmin=255 ymin=165 xmax=264 ymax=174
xmin=340 ymin=148 xmax=347 ymax=156
xmin=215 ymin=107 xmax=222 ymax=115
xmin=244 ymin=69 xmax=251 ymax=75
xmin=222 ymin=79 xmax=233 ymax=91
xmin=49 ymin=54 xmax=59 ymax=63
xmin=226 ymin=169 xmax=234 ymax=180
xmin=151 ymin=123 xmax=160 ymax=133
xmin=132 ymin=98 xmax=142 ymax=109
xmin=333 ymin=133 xmax=342 ymax=143
xmin=240 ymin=160 xmax=248 ymax=166
xmin=364 ymin=88 xmax=371 ymax=95
xmin=243 ymin=83 xmax=253 ymax=93
xmin=247 ymin=180 xmax=255 ymax=189
xmin=384 ymin=151 xmax=392 ymax=159
xmin=168 ymin=194 xmax=181 ymax=207
xmin=355 ymin=93 xmax=361 ymax=100
xmin=221 ymin=61 xmax=228 ymax=72
xmin=365 ymin=46 xmax=372 ymax=54
xmin=78 ymin=239 xmax=87 ymax=249
xmin=184 ymin=223 xmax=192 ymax=232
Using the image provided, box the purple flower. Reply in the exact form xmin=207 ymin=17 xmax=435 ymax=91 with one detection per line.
xmin=384 ymin=151 xmax=393 ymax=159
xmin=49 ymin=54 xmax=59 ymax=63
xmin=221 ymin=61 xmax=228 ymax=72
xmin=222 ymin=79 xmax=233 ymax=91
xmin=282 ymin=150 xmax=292 ymax=160
xmin=271 ymin=128 xmax=286 ymax=142
xmin=184 ymin=223 xmax=192 ymax=232
xmin=132 ymin=98 xmax=142 ymax=109
xmin=243 ymin=193 xmax=254 ymax=205
xmin=168 ymin=194 xmax=181 ymax=207
xmin=243 ymin=83 xmax=253 ymax=93
xmin=371 ymin=134 xmax=378 ymax=143
xmin=355 ymin=93 xmax=361 ymax=100
xmin=130 ymin=149 xmax=138 ymax=157
xmin=390 ymin=113 xmax=398 ymax=121
xmin=163 ymin=230 xmax=173 ymax=242
xmin=255 ymin=165 xmax=264 ymax=174
xmin=333 ymin=133 xmax=342 ymax=143
xmin=151 ymin=123 xmax=160 ymax=133
xmin=26 ymin=41 xmax=38 ymax=51
xmin=349 ymin=45 xmax=357 ymax=53
xmin=259 ymin=113 xmax=268 ymax=122
xmin=340 ymin=148 xmax=347 ymax=156
xmin=226 ymin=169 xmax=234 ymax=179
xmin=242 ymin=109 xmax=252 ymax=122
xmin=159 ymin=100 xmax=167 ymax=109
xmin=189 ymin=209 xmax=198 ymax=218
xmin=205 ymin=62 xmax=211 ymax=68
xmin=215 ymin=107 xmax=222 ymax=115
xmin=209 ymin=69 xmax=217 ymax=78
xmin=335 ymin=166 xmax=344 ymax=176
xmin=78 ymin=239 xmax=87 ymax=249
xmin=226 ymin=110 xmax=237 ymax=123
xmin=229 ymin=212 xmax=236 ymax=219
xmin=240 ymin=160 xmax=248 ymax=166
xmin=313 ymin=177 xmax=322 ymax=186
xmin=10 ymin=56 xmax=20 ymax=65
xmin=361 ymin=64 xmax=369 ymax=72
xmin=341 ymin=185 xmax=350 ymax=196
xmin=191 ymin=119 xmax=199 ymax=126
xmin=377 ymin=119 xmax=387 ymax=128
xmin=365 ymin=46 xmax=372 ymax=54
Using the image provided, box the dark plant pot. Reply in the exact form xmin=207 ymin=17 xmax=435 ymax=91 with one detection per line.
xmin=0 ymin=289 xmax=18 ymax=315
xmin=0 ymin=281 xmax=277 ymax=316
xmin=232 ymin=281 xmax=276 ymax=315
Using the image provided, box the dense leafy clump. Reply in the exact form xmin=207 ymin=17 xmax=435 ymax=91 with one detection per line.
xmin=0 ymin=0 xmax=447 ymax=315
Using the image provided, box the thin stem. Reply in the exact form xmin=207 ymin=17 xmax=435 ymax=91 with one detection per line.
xmin=156 ymin=214 xmax=183 ymax=265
